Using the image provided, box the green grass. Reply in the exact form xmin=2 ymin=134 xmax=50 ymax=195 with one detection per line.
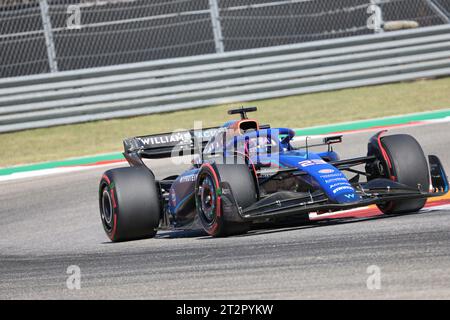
xmin=1 ymin=77 xmax=450 ymax=167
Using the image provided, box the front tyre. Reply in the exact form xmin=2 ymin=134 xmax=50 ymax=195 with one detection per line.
xmin=99 ymin=167 xmax=161 ymax=242
xmin=371 ymin=134 xmax=430 ymax=214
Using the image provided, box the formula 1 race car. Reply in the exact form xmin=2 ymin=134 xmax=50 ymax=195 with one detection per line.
xmin=98 ymin=107 xmax=448 ymax=241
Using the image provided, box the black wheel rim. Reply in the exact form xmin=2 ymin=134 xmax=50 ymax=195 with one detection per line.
xmin=197 ymin=174 xmax=217 ymax=224
xmin=101 ymin=186 xmax=113 ymax=231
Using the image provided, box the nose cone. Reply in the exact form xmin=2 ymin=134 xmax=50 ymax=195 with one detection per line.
xmin=281 ymin=154 xmax=361 ymax=204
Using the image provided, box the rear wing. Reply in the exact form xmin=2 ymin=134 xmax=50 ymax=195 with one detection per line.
xmin=123 ymin=127 xmax=225 ymax=159
xmin=123 ymin=124 xmax=271 ymax=159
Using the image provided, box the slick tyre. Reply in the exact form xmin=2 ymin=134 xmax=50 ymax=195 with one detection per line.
xmin=195 ymin=163 xmax=257 ymax=237
xmin=99 ymin=167 xmax=161 ymax=242
xmin=376 ymin=134 xmax=430 ymax=214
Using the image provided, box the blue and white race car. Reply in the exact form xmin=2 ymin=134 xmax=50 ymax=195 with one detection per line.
xmin=99 ymin=107 xmax=448 ymax=241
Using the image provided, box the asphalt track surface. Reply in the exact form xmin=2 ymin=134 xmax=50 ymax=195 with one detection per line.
xmin=0 ymin=122 xmax=449 ymax=299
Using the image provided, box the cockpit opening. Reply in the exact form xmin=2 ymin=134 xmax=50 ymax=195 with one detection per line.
xmin=239 ymin=120 xmax=259 ymax=134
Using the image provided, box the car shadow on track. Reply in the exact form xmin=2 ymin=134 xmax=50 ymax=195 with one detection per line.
xmin=153 ymin=210 xmax=429 ymax=240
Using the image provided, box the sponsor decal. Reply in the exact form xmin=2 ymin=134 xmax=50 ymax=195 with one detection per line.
xmin=298 ymin=159 xmax=327 ymax=167
xmin=320 ymin=173 xmax=342 ymax=179
xmin=329 ymin=182 xmax=351 ymax=188
xmin=344 ymin=193 xmax=356 ymax=199
xmin=325 ymin=177 xmax=348 ymax=183
xmin=332 ymin=186 xmax=355 ymax=194
xmin=138 ymin=132 xmax=191 ymax=146
xmin=318 ymin=168 xmax=335 ymax=174
xmin=193 ymin=127 xmax=226 ymax=139
xmin=179 ymin=174 xmax=197 ymax=183
xmin=138 ymin=127 xmax=229 ymax=149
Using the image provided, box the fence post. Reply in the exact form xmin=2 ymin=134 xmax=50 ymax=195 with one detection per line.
xmin=209 ymin=0 xmax=224 ymax=53
xmin=427 ymin=0 xmax=450 ymax=23
xmin=39 ymin=0 xmax=58 ymax=73
xmin=368 ymin=0 xmax=384 ymax=33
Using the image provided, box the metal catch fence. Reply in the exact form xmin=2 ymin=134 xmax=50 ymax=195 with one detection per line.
xmin=1 ymin=0 xmax=449 ymax=78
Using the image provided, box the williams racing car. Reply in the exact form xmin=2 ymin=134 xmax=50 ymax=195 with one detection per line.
xmin=98 ymin=107 xmax=448 ymax=241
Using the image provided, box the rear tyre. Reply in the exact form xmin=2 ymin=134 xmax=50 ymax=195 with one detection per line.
xmin=99 ymin=167 xmax=161 ymax=242
xmin=373 ymin=134 xmax=430 ymax=214
xmin=195 ymin=163 xmax=257 ymax=237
